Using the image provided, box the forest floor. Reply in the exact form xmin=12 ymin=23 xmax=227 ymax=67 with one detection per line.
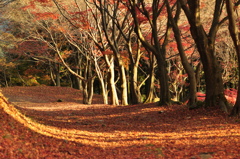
xmin=0 ymin=86 xmax=240 ymax=159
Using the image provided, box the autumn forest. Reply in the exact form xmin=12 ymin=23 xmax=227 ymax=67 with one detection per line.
xmin=0 ymin=0 xmax=239 ymax=111
xmin=0 ymin=0 xmax=240 ymax=158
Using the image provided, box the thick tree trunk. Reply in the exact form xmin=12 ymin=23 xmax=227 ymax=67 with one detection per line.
xmin=204 ymin=57 xmax=229 ymax=110
xmin=87 ymin=78 xmax=94 ymax=104
xmin=179 ymin=0 xmax=230 ymax=112
xmin=192 ymin=28 xmax=229 ymax=111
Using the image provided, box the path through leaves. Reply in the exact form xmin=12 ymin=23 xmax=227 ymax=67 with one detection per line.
xmin=1 ymin=86 xmax=240 ymax=158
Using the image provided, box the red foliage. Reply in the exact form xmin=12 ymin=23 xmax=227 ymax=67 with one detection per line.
xmin=33 ymin=12 xmax=60 ymax=20
xmin=224 ymin=88 xmax=237 ymax=104
xmin=8 ymin=40 xmax=49 ymax=57
xmin=196 ymin=92 xmax=206 ymax=101
xmin=102 ymin=49 xmax=113 ymax=55
xmin=36 ymin=0 xmax=50 ymax=3
xmin=196 ymin=89 xmax=237 ymax=104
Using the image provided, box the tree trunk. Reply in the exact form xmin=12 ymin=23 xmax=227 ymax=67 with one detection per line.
xmin=3 ymin=69 xmax=8 ymax=87
xmin=128 ymin=0 xmax=171 ymax=106
xmin=129 ymin=64 xmax=142 ymax=104
xmin=107 ymin=56 xmax=119 ymax=105
xmin=195 ymin=63 xmax=202 ymax=92
xmin=165 ymin=0 xmax=197 ymax=107
xmin=226 ymin=0 xmax=240 ymax=116
xmin=144 ymin=53 xmax=157 ymax=103
xmin=193 ymin=27 xmax=229 ymax=111
xmin=179 ymin=0 xmax=230 ymax=112
xmin=82 ymin=80 xmax=89 ymax=104
xmin=127 ymin=41 xmax=142 ymax=104
xmin=155 ymin=54 xmax=171 ymax=105
xmin=99 ymin=77 xmax=108 ymax=104
xmin=94 ymin=56 xmax=108 ymax=104
xmin=119 ymin=65 xmax=128 ymax=105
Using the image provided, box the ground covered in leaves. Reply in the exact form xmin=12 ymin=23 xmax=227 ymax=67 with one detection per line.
xmin=1 ymin=86 xmax=240 ymax=158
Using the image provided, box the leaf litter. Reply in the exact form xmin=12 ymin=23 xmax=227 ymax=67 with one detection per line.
xmin=0 ymin=86 xmax=240 ymax=158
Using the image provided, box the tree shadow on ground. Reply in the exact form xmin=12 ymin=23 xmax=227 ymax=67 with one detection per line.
xmin=14 ymin=101 xmax=232 ymax=134
xmin=1 ymin=86 xmax=240 ymax=158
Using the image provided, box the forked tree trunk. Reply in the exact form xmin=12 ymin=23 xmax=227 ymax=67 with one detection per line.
xmin=203 ymin=54 xmax=229 ymax=110
xmin=193 ymin=27 xmax=229 ymax=112
xmin=128 ymin=0 xmax=172 ymax=106
xmin=82 ymin=61 xmax=95 ymax=105
xmin=82 ymin=79 xmax=94 ymax=104
xmin=180 ymin=0 xmax=230 ymax=112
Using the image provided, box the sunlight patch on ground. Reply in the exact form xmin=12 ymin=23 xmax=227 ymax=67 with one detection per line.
xmin=1 ymin=93 xmax=239 ymax=149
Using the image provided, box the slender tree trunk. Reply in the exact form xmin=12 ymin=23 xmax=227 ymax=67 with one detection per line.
xmin=144 ymin=53 xmax=157 ymax=103
xmin=82 ymin=80 xmax=89 ymax=104
xmin=129 ymin=64 xmax=141 ymax=104
xmin=82 ymin=60 xmax=95 ymax=105
xmin=166 ymin=0 xmax=197 ymax=107
xmin=128 ymin=0 xmax=171 ymax=106
xmin=3 ymin=69 xmax=8 ymax=87
xmin=155 ymin=53 xmax=171 ymax=106
xmin=195 ymin=63 xmax=202 ymax=92
xmin=99 ymin=77 xmax=108 ymax=104
xmin=119 ymin=65 xmax=128 ymax=105
xmin=82 ymin=79 xmax=94 ymax=105
xmin=106 ymin=56 xmax=119 ymax=105
xmin=127 ymin=41 xmax=142 ymax=104
xmin=94 ymin=56 xmax=108 ymax=104
xmin=55 ymin=63 xmax=61 ymax=87
xmin=226 ymin=0 xmax=240 ymax=116
xmin=87 ymin=77 xmax=94 ymax=104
